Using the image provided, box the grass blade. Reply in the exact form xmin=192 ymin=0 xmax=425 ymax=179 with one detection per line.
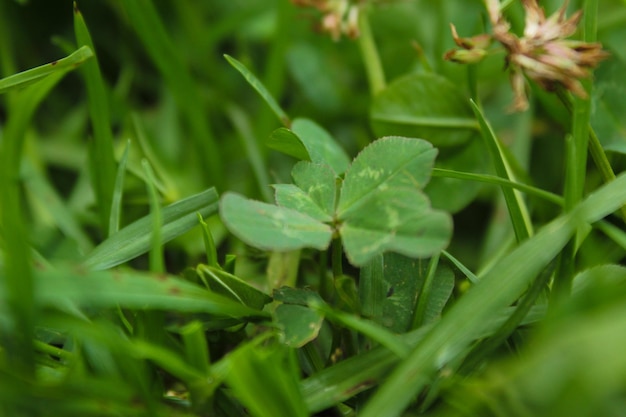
xmin=108 ymin=140 xmax=131 ymax=236
xmin=122 ymin=0 xmax=222 ymax=186
xmin=142 ymin=159 xmax=164 ymax=273
xmin=224 ymin=54 xmax=291 ymax=127
xmin=22 ymin=159 xmax=93 ymax=255
xmin=432 ymin=168 xmax=563 ymax=206
xmin=83 ymin=188 xmax=219 ymax=270
xmin=1 ymin=66 xmax=87 ymax=379
xmin=470 ymin=100 xmax=533 ymax=242
xmin=0 ymin=45 xmax=92 ymax=94
xmin=74 ymin=2 xmax=117 ymax=234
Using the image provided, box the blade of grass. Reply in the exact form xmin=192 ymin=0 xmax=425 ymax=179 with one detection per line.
xmin=1 ymin=63 xmax=87 ymax=379
xmin=226 ymin=341 xmax=308 ymax=417
xmin=0 ymin=45 xmax=93 ymax=94
xmin=9 ymin=264 xmax=270 ymax=319
xmin=224 ymin=54 xmax=291 ymax=127
xmin=442 ymin=250 xmax=478 ymax=284
xmin=83 ymin=187 xmax=219 ymax=270
xmin=180 ymin=321 xmax=215 ymax=409
xmin=596 ymin=220 xmax=626 ymax=251
xmin=122 ymin=0 xmax=222 ymax=187
xmin=470 ymin=100 xmax=533 ymax=242
xmin=358 ymin=9 xmax=386 ymax=95
xmin=311 ymin=300 xmax=411 ymax=358
xmin=554 ymin=0 xmax=600 ymax=299
xmin=131 ymin=113 xmax=178 ymax=200
xmin=301 ymin=305 xmax=547 ymax=413
xmin=22 ymin=159 xmax=93 ymax=255
xmin=459 ymin=259 xmax=556 ymax=373
xmin=109 ymin=140 xmax=131 ymax=236
xmin=142 ymin=159 xmax=164 ymax=273
xmin=74 ymin=2 xmax=117 ymax=234
xmin=359 ymin=172 xmax=626 ymax=417
xmin=411 ymin=254 xmax=440 ymax=329
xmin=197 ymin=213 xmax=219 ymax=268
xmin=0 ymin=1 xmax=17 ymax=79
xmin=432 ymin=168 xmax=563 ymax=206
xmin=225 ymin=103 xmax=272 ymax=202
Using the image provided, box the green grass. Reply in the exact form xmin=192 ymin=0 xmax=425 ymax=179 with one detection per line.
xmin=1 ymin=1 xmax=626 ymax=416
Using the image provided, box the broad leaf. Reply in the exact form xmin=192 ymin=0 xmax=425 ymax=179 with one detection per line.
xmin=375 ymin=253 xmax=423 ymax=332
xmin=337 ymin=137 xmax=451 ymax=265
xmin=273 ymin=184 xmax=333 ymax=222
xmin=337 ymin=136 xmax=437 ymax=217
xmin=273 ymin=286 xmax=324 ymax=306
xmin=340 ymin=187 xmax=452 ymax=266
xmin=274 ymin=161 xmax=336 ymax=222
xmin=220 ymin=192 xmax=333 ymax=251
xmin=275 ymin=304 xmax=324 ymax=348
xmin=370 ymin=73 xmax=479 ymax=148
xmin=291 ymin=118 xmax=351 ymax=174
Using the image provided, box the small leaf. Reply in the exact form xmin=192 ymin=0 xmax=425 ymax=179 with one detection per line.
xmin=291 ymin=118 xmax=351 ymax=174
xmin=220 ymin=192 xmax=333 ymax=251
xmin=274 ymin=161 xmax=337 ymax=222
xmin=275 ymin=304 xmax=324 ymax=348
xmin=337 ymin=136 xmax=437 ymax=217
xmin=273 ymin=184 xmax=333 ymax=222
xmin=370 ymin=73 xmax=478 ymax=148
xmin=267 ymin=127 xmax=311 ymax=160
xmin=340 ymin=187 xmax=452 ymax=266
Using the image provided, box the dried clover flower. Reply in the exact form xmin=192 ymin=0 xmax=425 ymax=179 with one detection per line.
xmin=291 ymin=0 xmax=361 ymax=40
xmin=445 ymin=0 xmax=609 ymax=111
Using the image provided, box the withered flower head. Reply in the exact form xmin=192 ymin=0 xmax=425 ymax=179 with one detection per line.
xmin=291 ymin=0 xmax=361 ymax=41
xmin=444 ymin=23 xmax=492 ymax=64
xmin=445 ymin=0 xmax=609 ymax=111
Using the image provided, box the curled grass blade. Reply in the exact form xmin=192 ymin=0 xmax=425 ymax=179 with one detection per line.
xmin=0 ymin=45 xmax=92 ymax=94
